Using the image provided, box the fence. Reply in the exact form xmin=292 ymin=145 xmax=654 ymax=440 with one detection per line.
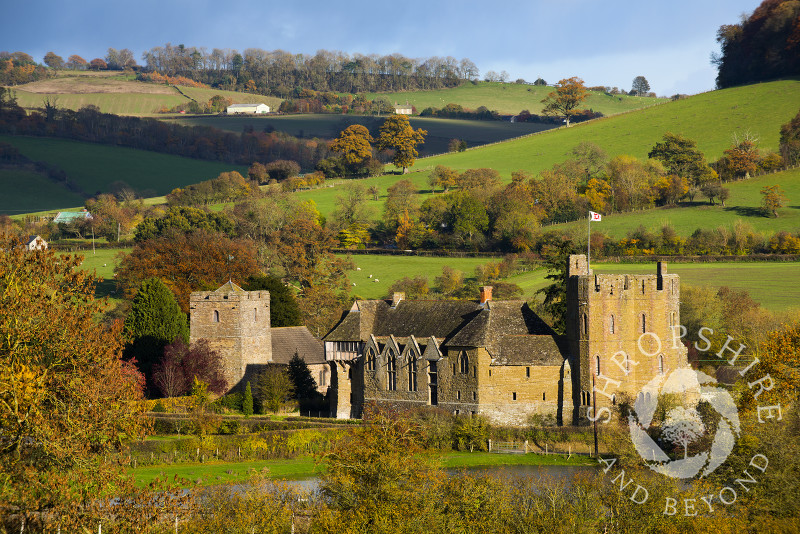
xmin=488 ymin=439 xmax=594 ymax=457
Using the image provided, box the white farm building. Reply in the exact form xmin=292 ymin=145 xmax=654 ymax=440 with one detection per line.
xmin=226 ymin=103 xmax=270 ymax=114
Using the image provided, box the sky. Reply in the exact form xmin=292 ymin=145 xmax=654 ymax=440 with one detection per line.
xmin=1 ymin=0 xmax=760 ymax=96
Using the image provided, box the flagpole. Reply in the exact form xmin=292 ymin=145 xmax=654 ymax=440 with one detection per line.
xmin=587 ymin=213 xmax=591 ymax=272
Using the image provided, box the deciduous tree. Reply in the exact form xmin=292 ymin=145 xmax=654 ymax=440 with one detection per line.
xmin=153 ymin=338 xmax=227 ymax=397
xmin=0 ymin=235 xmax=147 ymax=526
xmin=540 ymin=77 xmax=589 ymax=126
xmin=376 ymin=114 xmax=427 ymax=173
xmin=43 ymin=51 xmax=64 ymax=70
xmin=631 ymin=76 xmax=650 ymax=96
xmin=779 ymin=109 xmax=800 ymax=166
xmin=761 ymin=184 xmax=787 ymax=217
xmin=648 ymin=132 xmax=717 ymax=186
xmin=330 ymin=124 xmax=374 ymax=174
xmin=256 ymin=364 xmax=295 ymax=413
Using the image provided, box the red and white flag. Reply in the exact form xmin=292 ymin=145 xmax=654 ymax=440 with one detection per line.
xmin=590 ymin=211 xmax=602 ymax=221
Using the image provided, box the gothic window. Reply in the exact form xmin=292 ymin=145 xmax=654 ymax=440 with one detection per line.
xmin=610 ymin=315 xmax=615 ymax=334
xmin=658 ymin=355 xmax=665 ymax=375
xmin=387 ymin=352 xmax=396 ymax=391
xmin=641 ymin=314 xmax=646 ymax=333
xmin=459 ymin=351 xmax=469 ymax=374
xmin=213 ymin=310 xmax=220 ymax=323
xmin=408 ymin=355 xmax=417 ymax=392
xmin=366 ymin=349 xmax=375 ymax=371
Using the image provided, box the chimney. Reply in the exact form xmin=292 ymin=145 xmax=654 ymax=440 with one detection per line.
xmin=480 ymin=286 xmax=493 ymax=304
xmin=392 ymin=292 xmax=405 ymax=307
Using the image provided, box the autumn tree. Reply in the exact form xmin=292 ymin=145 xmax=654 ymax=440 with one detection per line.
xmin=717 ymin=135 xmax=761 ymax=179
xmin=779 ymin=109 xmax=800 ymax=166
xmin=648 ymin=132 xmax=717 ymax=185
xmin=541 ymin=77 xmax=589 ymax=126
xmin=66 ymin=54 xmax=87 ymax=70
xmin=761 ymin=184 xmax=787 ymax=217
xmin=89 ymin=58 xmax=108 ymax=70
xmin=376 ymin=114 xmax=427 ymax=173
xmin=383 ymin=179 xmax=419 ymax=228
xmin=331 ymin=183 xmax=374 ymax=231
xmin=153 ymin=338 xmax=227 ymax=397
xmin=256 ymin=364 xmax=295 ymax=413
xmin=631 ymin=76 xmax=650 ymax=96
xmin=115 ymin=229 xmax=261 ymax=313
xmin=0 ymin=234 xmax=148 ymax=527
xmin=428 ymin=165 xmax=458 ymax=193
xmin=43 ymin=51 xmax=64 ymax=70
xmin=134 ymin=205 xmax=234 ymax=242
xmin=330 ymin=124 xmax=374 ymax=175
xmin=123 ymin=277 xmax=189 ymax=388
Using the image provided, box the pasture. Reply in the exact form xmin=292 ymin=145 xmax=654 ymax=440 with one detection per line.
xmin=10 ymin=74 xmax=281 ymax=116
xmin=166 ymin=114 xmax=555 ymax=156
xmin=0 ymin=135 xmax=246 ymax=204
xmin=365 ymin=81 xmax=666 ymax=116
xmin=0 ymin=167 xmax=86 ymax=214
xmin=416 ymin=79 xmax=800 ymax=176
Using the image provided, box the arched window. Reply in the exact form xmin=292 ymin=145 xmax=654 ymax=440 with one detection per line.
xmin=213 ymin=310 xmax=220 ymax=323
xmin=408 ymin=355 xmax=417 ymax=392
xmin=366 ymin=349 xmax=375 ymax=371
xmin=658 ymin=354 xmax=665 ymax=375
xmin=595 ymin=355 xmax=601 ymax=376
xmin=459 ymin=351 xmax=469 ymax=374
xmin=609 ymin=314 xmax=615 ymax=334
xmin=387 ymin=352 xmax=396 ymax=391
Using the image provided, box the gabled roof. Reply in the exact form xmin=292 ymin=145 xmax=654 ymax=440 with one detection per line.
xmin=53 ymin=211 xmax=92 ymax=223
xmin=215 ymin=280 xmax=244 ymax=293
xmin=271 ymin=326 xmax=324 ymax=365
xmin=324 ymin=297 xmax=564 ymax=364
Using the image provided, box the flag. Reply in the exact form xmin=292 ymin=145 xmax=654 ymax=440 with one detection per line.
xmin=590 ymin=211 xmax=602 ymax=221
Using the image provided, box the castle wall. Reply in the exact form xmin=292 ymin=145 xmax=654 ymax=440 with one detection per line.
xmin=189 ymin=290 xmax=272 ymax=392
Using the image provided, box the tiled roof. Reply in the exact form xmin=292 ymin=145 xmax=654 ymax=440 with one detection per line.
xmin=271 ymin=326 xmax=325 ymax=365
xmin=215 ymin=281 xmax=245 ymax=292
xmin=494 ymin=335 xmax=566 ymax=366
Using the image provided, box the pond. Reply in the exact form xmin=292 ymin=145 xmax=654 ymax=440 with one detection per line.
xmin=281 ymin=464 xmax=599 ymax=493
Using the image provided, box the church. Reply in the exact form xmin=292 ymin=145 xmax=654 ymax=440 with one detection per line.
xmin=322 ymin=255 xmax=688 ymax=425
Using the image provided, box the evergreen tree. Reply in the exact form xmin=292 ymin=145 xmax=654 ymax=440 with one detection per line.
xmin=243 ymin=381 xmax=254 ymax=417
xmin=288 ymin=352 xmax=319 ymax=400
xmin=243 ymin=274 xmax=302 ymax=327
xmin=123 ymin=277 xmax=189 ymax=387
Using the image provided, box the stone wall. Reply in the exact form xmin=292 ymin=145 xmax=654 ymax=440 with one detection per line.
xmin=189 ymin=289 xmax=272 ymax=392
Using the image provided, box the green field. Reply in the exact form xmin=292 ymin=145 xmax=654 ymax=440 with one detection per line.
xmin=9 ymin=74 xmax=282 ymax=116
xmin=0 ymin=136 xmax=246 ymax=208
xmin=340 ymin=254 xmax=497 ymax=299
xmin=415 ymin=79 xmax=800 ymax=177
xmin=549 ymin=167 xmax=800 ymax=238
xmin=0 ymin=167 xmax=87 ymax=213
xmin=338 ymin=254 xmax=800 ymax=311
xmin=366 ymin=81 xmax=666 ymax=116
xmin=167 ymin=114 xmax=554 ymax=156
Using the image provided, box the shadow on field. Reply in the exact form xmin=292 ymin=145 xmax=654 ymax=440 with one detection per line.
xmin=95 ymin=278 xmax=118 ymax=299
xmin=723 ymin=206 xmax=769 ymax=218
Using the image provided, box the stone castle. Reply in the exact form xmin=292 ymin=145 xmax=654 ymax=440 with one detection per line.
xmin=323 ymin=255 xmax=688 ymax=425
xmin=189 ymin=282 xmax=328 ymax=393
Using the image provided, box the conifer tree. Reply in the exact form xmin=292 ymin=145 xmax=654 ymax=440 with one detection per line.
xmin=123 ymin=277 xmax=189 ymax=386
xmin=243 ymin=381 xmax=254 ymax=417
xmin=288 ymin=352 xmax=318 ymax=400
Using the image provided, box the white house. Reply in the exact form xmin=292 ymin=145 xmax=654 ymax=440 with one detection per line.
xmin=226 ymin=103 xmax=270 ymax=115
xmin=23 ymin=235 xmax=47 ymax=251
xmin=394 ymin=102 xmax=413 ymax=115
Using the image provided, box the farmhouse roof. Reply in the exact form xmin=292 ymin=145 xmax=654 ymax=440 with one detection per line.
xmin=271 ymin=326 xmax=325 ymax=365
xmin=53 ymin=210 xmax=93 ymax=223
xmin=324 ymin=298 xmax=563 ymax=364
xmin=228 ymin=103 xmax=264 ymax=108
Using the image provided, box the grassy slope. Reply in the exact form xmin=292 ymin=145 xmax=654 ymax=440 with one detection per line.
xmin=415 ymin=79 xmax=800 ymax=177
xmin=0 ymin=135 xmax=246 ymax=201
xmin=0 ymin=168 xmax=86 ymax=214
xmin=365 ymin=81 xmax=666 ymax=115
xmin=166 ymin=114 xmax=554 ymax=156
xmin=548 ymin=167 xmax=800 ymax=238
xmin=10 ymin=74 xmax=282 ymax=116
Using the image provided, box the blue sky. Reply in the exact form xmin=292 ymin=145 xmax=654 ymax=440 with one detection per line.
xmin=2 ymin=0 xmax=759 ymax=95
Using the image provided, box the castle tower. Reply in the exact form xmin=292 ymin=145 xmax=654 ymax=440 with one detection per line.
xmin=189 ymin=281 xmax=272 ymax=391
xmin=567 ymin=255 xmax=687 ymax=420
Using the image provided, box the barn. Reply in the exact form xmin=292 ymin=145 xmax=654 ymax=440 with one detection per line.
xmin=226 ymin=103 xmax=270 ymax=114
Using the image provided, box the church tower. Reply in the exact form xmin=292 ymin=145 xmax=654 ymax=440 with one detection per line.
xmin=566 ymin=255 xmax=687 ymax=421
xmin=189 ymin=281 xmax=272 ymax=391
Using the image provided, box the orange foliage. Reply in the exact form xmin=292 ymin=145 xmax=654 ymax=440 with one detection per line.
xmin=139 ymin=71 xmax=209 ymax=88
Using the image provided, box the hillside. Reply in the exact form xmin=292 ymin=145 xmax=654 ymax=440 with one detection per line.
xmin=414 ymin=79 xmax=800 ymax=177
xmin=365 ymin=81 xmax=666 ymax=116
xmin=9 ymin=72 xmax=281 ymax=116
xmin=170 ymin=114 xmax=555 ymax=155
xmin=0 ymin=135 xmax=246 ymax=214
